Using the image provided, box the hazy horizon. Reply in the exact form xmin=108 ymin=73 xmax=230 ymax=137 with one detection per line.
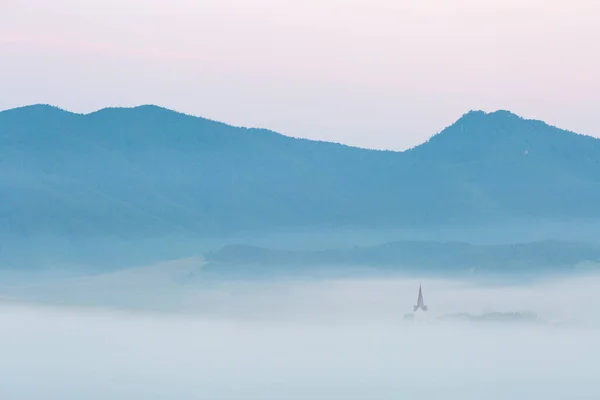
xmin=2 ymin=0 xmax=600 ymax=150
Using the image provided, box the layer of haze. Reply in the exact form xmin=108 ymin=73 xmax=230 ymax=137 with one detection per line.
xmin=1 ymin=0 xmax=600 ymax=149
xmin=1 ymin=272 xmax=600 ymax=399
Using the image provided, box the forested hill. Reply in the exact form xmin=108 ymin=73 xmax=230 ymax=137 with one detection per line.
xmin=2 ymin=104 xmax=600 ymax=240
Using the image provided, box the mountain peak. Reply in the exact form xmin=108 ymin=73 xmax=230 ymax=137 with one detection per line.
xmin=0 ymin=104 xmax=78 ymax=128
xmin=88 ymin=104 xmax=179 ymax=115
xmin=0 ymin=103 xmax=72 ymax=116
xmin=406 ymin=108 xmax=600 ymax=166
xmin=455 ymin=109 xmax=524 ymax=124
xmin=407 ymin=109 xmax=531 ymax=155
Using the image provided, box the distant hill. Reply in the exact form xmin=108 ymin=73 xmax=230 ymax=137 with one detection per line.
xmin=2 ymin=104 xmax=600 ymax=267
xmin=204 ymin=240 xmax=600 ymax=277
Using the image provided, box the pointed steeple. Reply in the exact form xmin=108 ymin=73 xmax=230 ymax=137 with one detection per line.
xmin=414 ymin=284 xmax=428 ymax=312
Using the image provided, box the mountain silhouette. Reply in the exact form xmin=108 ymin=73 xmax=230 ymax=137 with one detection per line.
xmin=1 ymin=104 xmax=600 ymax=267
xmin=404 ymin=110 xmax=600 ymax=221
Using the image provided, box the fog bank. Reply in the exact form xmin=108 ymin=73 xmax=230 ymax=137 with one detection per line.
xmin=1 ymin=274 xmax=600 ymax=399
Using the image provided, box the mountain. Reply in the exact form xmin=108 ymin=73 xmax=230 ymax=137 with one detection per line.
xmin=404 ymin=110 xmax=600 ymax=220
xmin=2 ymin=104 xmax=600 ymax=267
xmin=0 ymin=104 xmax=400 ymax=236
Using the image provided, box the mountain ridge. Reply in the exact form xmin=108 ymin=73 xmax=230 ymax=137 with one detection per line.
xmin=5 ymin=104 xmax=597 ymax=152
xmin=2 ymin=104 xmax=600 ymax=267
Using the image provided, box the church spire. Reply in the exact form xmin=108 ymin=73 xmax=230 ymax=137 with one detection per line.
xmin=414 ymin=284 xmax=428 ymax=312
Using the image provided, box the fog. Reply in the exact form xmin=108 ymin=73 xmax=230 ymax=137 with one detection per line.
xmin=1 ymin=272 xmax=599 ymax=399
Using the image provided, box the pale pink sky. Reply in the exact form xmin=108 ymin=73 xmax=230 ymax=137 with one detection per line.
xmin=1 ymin=0 xmax=599 ymax=149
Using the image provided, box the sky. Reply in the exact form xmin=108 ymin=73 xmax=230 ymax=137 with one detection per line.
xmin=1 ymin=0 xmax=599 ymax=150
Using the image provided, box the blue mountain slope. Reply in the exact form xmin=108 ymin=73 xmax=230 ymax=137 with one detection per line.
xmin=405 ymin=110 xmax=600 ymax=218
xmin=2 ymin=104 xmax=600 ymax=267
xmin=0 ymin=104 xmax=406 ymax=236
